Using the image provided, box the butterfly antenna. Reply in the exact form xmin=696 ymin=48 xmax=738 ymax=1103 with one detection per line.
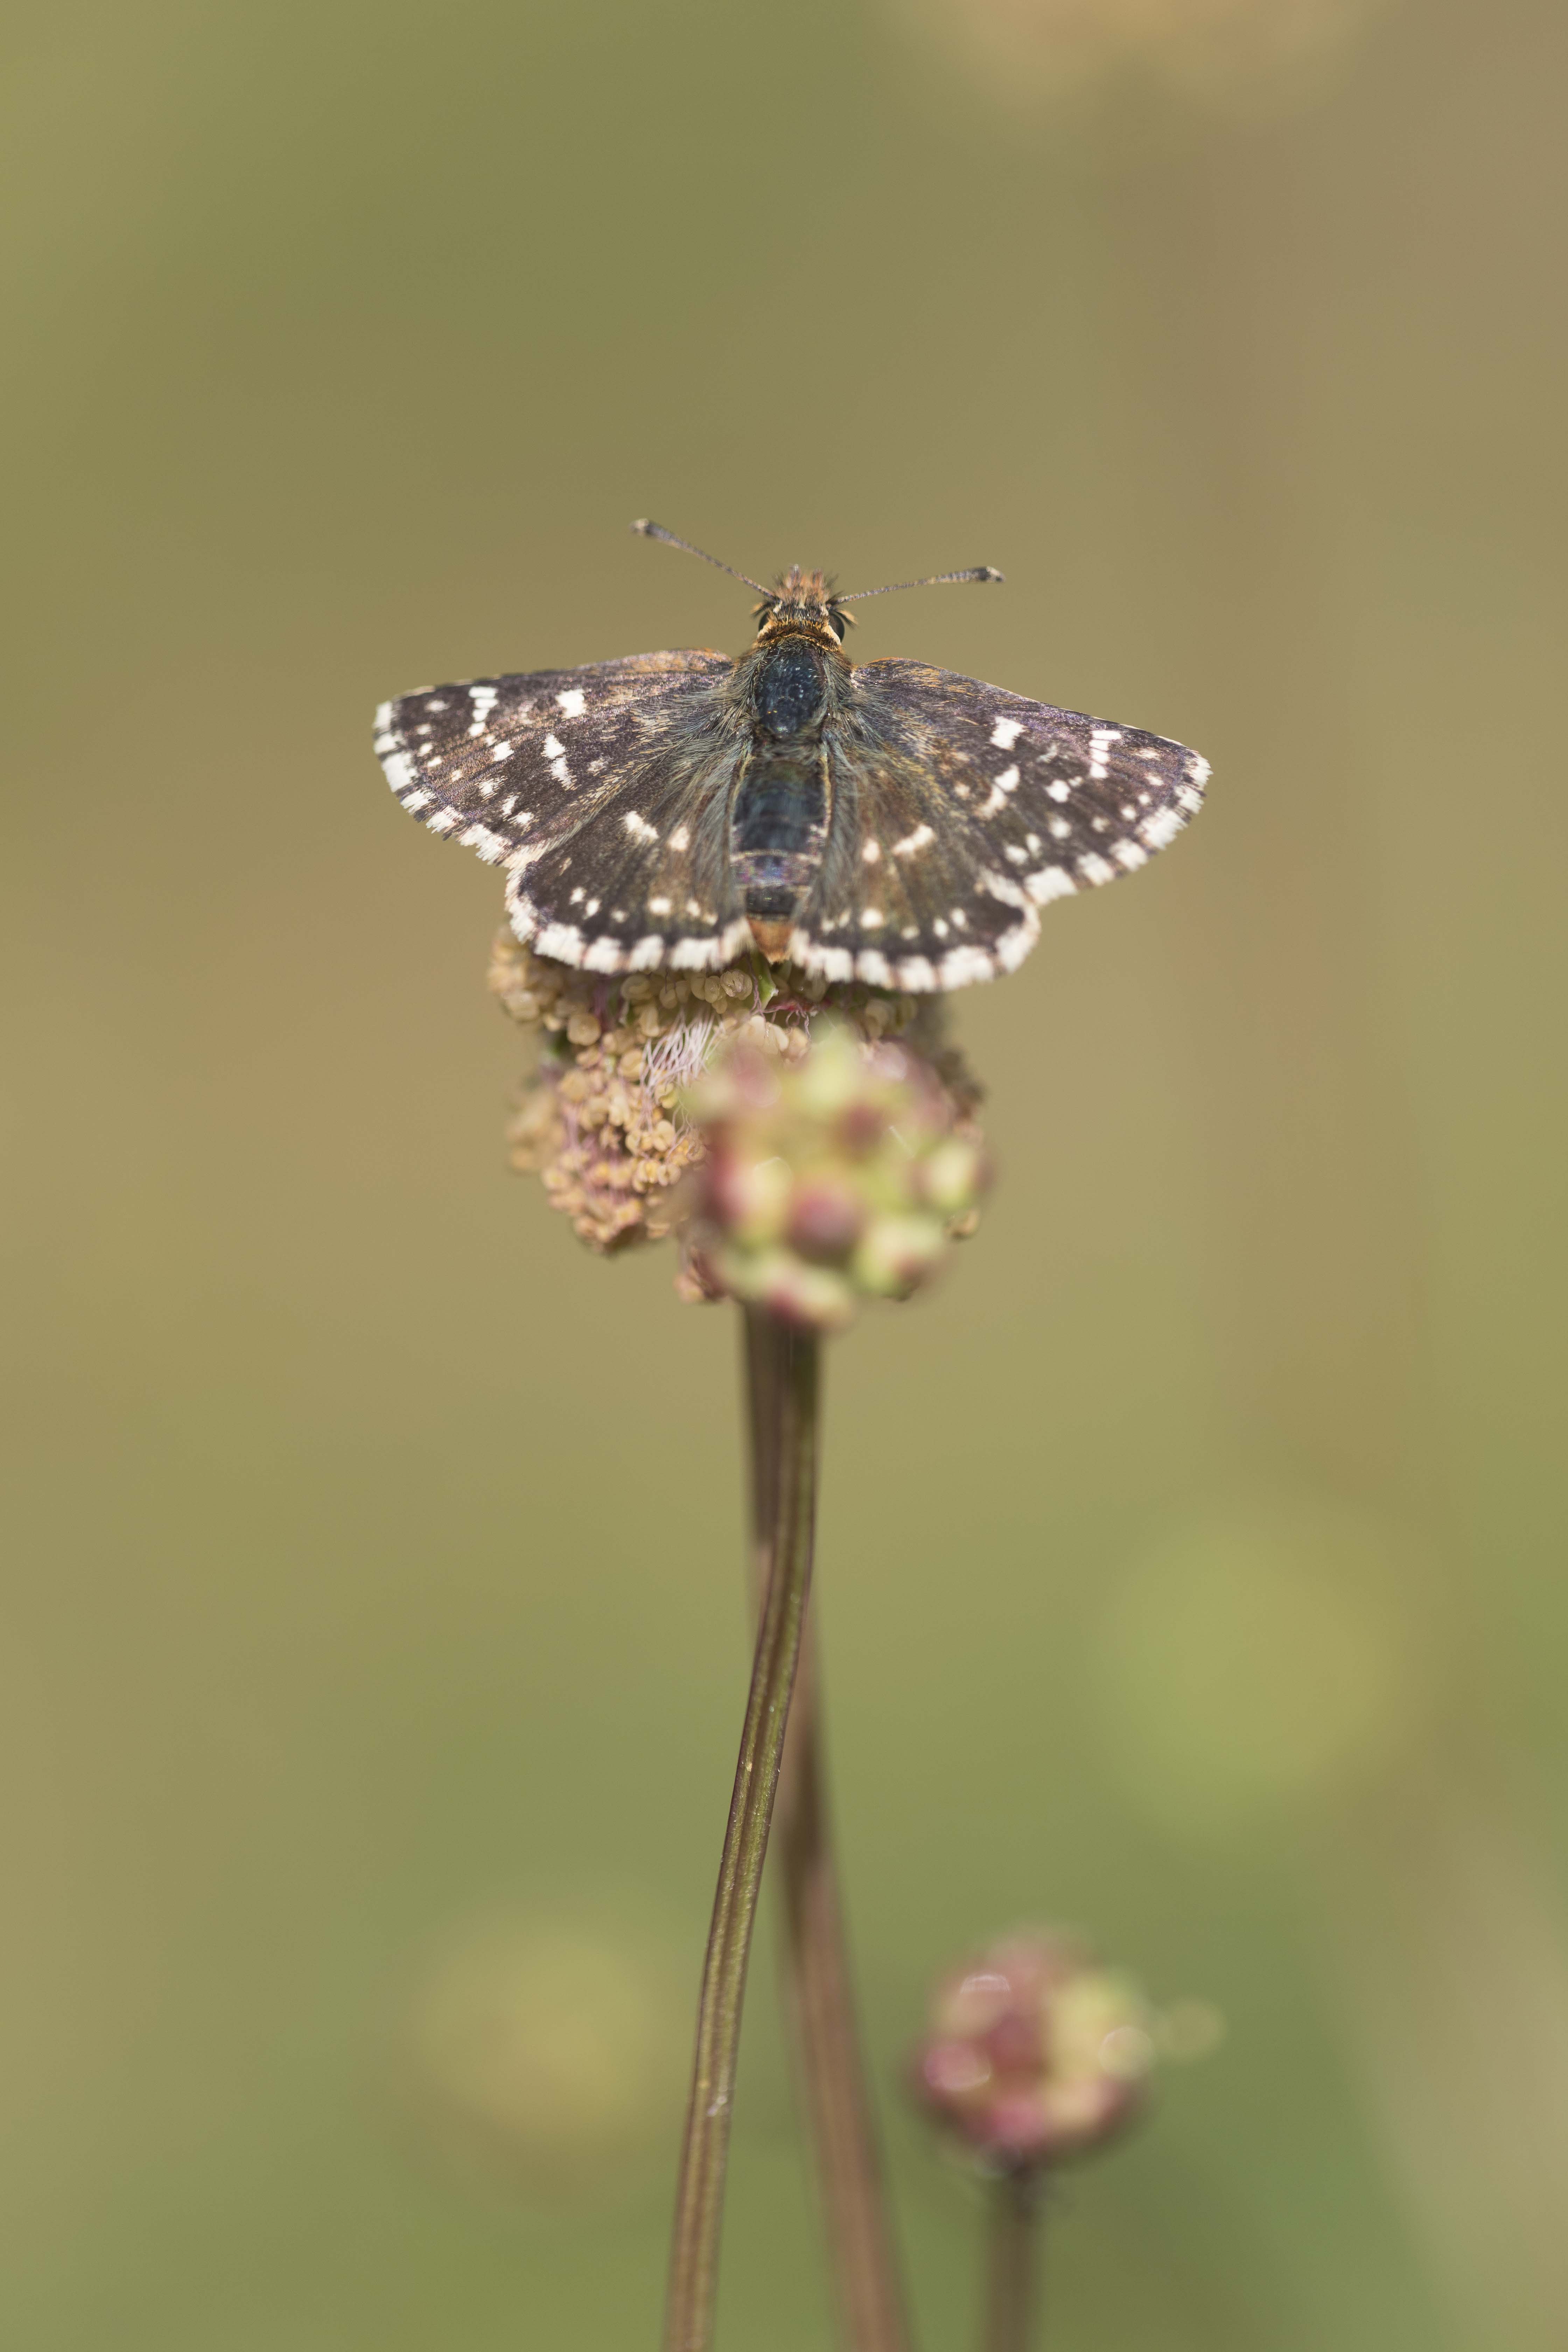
xmin=835 ymin=565 xmax=1004 ymax=601
xmin=631 ymin=520 xmax=771 ymax=597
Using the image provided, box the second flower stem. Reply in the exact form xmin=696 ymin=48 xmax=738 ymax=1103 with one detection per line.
xmin=982 ymin=2175 xmax=1043 ymax=2352
xmin=663 ymin=1315 xmax=821 ymax=2352
xmin=744 ymin=1307 xmax=913 ymax=2352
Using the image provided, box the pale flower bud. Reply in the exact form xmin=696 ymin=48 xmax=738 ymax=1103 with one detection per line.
xmin=911 ymin=1930 xmax=1160 ymax=2173
xmin=684 ymin=1019 xmax=988 ymax=1329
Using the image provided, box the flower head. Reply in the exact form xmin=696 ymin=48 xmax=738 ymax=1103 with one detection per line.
xmin=911 ymin=1930 xmax=1158 ymax=2173
xmin=683 ymin=1020 xmax=987 ymax=1329
xmin=490 ymin=931 xmax=986 ymax=1307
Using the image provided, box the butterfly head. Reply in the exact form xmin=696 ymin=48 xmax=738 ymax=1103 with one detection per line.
xmin=753 ymin=567 xmax=853 ymax=650
xmin=631 ymin=521 xmax=1002 ymax=647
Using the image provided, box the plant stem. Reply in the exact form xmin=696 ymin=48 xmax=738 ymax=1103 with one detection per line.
xmin=982 ymin=2175 xmax=1043 ymax=2352
xmin=663 ymin=1315 xmax=821 ymax=2352
xmin=743 ymin=1307 xmax=914 ymax=2352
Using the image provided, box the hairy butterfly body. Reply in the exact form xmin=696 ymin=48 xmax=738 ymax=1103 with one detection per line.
xmin=373 ymin=526 xmax=1209 ymax=990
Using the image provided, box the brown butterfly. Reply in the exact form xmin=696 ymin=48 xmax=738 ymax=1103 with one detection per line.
xmin=373 ymin=522 xmax=1208 ymax=989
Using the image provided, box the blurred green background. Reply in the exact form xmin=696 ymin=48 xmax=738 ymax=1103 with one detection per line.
xmin=5 ymin=0 xmax=1566 ymax=2345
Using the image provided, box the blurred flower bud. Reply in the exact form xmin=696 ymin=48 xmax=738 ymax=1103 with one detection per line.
xmin=911 ymin=1930 xmax=1160 ymax=2172
xmin=786 ymin=1172 xmax=867 ymax=1261
xmin=397 ymin=1909 xmax=688 ymax=2206
xmin=880 ymin=0 xmax=1382 ymax=108
xmin=684 ymin=1020 xmax=989 ymax=1329
xmin=852 ymin=1211 xmax=949 ymax=1297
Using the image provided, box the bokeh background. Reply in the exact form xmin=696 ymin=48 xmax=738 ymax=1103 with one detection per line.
xmin=5 ymin=0 xmax=1566 ymax=2345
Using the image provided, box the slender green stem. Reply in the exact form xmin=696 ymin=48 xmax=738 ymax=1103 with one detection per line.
xmin=743 ymin=1307 xmax=914 ymax=2352
xmin=663 ymin=1317 xmax=821 ymax=2352
xmin=982 ymin=2175 xmax=1043 ymax=2352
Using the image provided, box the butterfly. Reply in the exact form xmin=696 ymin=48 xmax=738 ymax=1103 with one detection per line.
xmin=373 ymin=522 xmax=1209 ymax=991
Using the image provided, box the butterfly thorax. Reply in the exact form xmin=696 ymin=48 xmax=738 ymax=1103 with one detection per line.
xmin=729 ymin=613 xmax=854 ymax=960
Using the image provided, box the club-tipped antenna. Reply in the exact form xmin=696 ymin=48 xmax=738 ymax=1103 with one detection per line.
xmin=631 ymin=519 xmax=770 ymax=596
xmin=835 ymin=565 xmax=1004 ymax=602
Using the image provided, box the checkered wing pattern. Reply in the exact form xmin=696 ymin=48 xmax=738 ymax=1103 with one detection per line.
xmin=789 ymin=660 xmax=1209 ymax=990
xmin=375 ymin=650 xmax=753 ymax=973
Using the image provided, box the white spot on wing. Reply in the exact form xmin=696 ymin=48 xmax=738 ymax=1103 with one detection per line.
xmin=535 ymin=922 xmax=586 ymax=966
xmin=893 ymin=824 xmax=936 ymax=856
xmin=995 ymin=917 xmax=1039 ymax=971
xmin=938 ymin=944 xmax=996 ymax=987
xmin=979 ymin=768 xmax=1019 ymax=818
xmin=1088 ymin=726 xmax=1122 ymax=779
xmin=460 ymin=823 xmax=510 ymax=862
xmin=556 ymin=688 xmax=587 ymax=718
xmin=990 ymin=717 xmax=1024 ymax=750
xmin=624 ymin=812 xmax=659 ymax=844
xmin=789 ymin=932 xmax=853 ymax=983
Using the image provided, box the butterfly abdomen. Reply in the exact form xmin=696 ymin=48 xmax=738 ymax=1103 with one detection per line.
xmin=731 ymin=635 xmax=840 ymax=958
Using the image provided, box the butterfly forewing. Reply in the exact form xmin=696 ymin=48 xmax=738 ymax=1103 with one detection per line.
xmin=788 ymin=662 xmax=1209 ymax=989
xmin=376 ymin=649 xmax=754 ymax=970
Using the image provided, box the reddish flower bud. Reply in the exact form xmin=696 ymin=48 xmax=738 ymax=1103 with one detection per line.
xmin=911 ymin=1931 xmax=1158 ymax=2173
xmin=786 ymin=1172 xmax=867 ymax=1262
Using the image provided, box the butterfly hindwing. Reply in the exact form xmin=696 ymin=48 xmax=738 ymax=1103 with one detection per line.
xmin=504 ymin=721 xmax=751 ymax=974
xmin=789 ymin=660 xmax=1209 ymax=989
